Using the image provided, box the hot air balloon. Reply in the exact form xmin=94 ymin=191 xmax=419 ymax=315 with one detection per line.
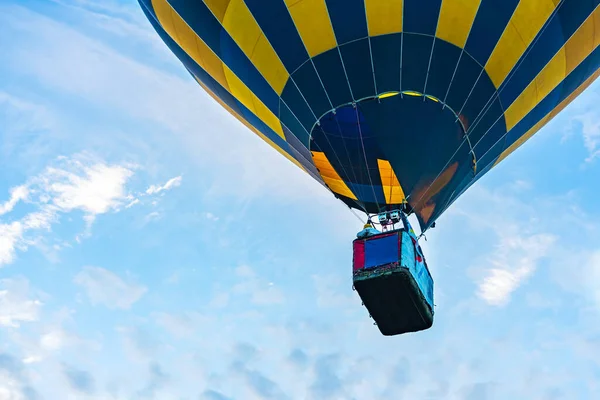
xmin=138 ymin=0 xmax=600 ymax=335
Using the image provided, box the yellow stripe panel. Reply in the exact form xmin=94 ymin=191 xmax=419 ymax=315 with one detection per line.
xmin=194 ymin=77 xmax=306 ymax=173
xmin=377 ymin=159 xmax=405 ymax=204
xmin=485 ymin=0 xmax=558 ymax=88
xmin=285 ymin=0 xmax=337 ymax=57
xmin=151 ymin=0 xmax=285 ymax=140
xmin=596 ymin=8 xmax=600 ymax=47
xmin=153 ymin=0 xmax=230 ymax=89
xmin=437 ymin=0 xmax=481 ymax=48
xmin=505 ymin=8 xmax=600 ymax=131
xmin=311 ymin=151 xmax=357 ymax=200
xmin=223 ymin=66 xmax=285 ymax=139
xmin=494 ymin=67 xmax=600 ymax=167
xmin=221 ymin=0 xmax=289 ymax=94
xmin=365 ymin=0 xmax=403 ymax=37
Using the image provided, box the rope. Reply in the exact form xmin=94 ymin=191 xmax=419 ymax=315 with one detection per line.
xmin=355 ymin=105 xmax=382 ymax=213
xmin=318 ymin=123 xmax=370 ymax=215
xmin=349 ymin=207 xmax=367 ymax=224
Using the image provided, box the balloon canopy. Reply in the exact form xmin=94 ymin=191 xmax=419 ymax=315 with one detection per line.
xmin=139 ymin=0 xmax=600 ymax=231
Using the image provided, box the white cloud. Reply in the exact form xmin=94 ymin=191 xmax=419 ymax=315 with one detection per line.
xmin=312 ymin=274 xmax=357 ymax=310
xmin=50 ymin=0 xmax=176 ymax=60
xmin=74 ymin=266 xmax=147 ymax=309
xmin=0 ymin=155 xmax=137 ymax=266
xmin=556 ymin=79 xmax=600 ymax=163
xmin=584 ymin=252 xmax=600 ymax=306
xmin=116 ymin=325 xmax=164 ymax=363
xmin=39 ymin=329 xmax=69 ymax=352
xmin=145 ymin=176 xmax=182 ymax=195
xmin=477 ymin=234 xmax=556 ymax=306
xmin=0 ymin=222 xmax=25 ymax=266
xmin=126 ymin=198 xmax=140 ymax=208
xmin=0 ymin=277 xmax=42 ymax=328
xmin=232 ymin=265 xmax=285 ymax=305
xmin=0 ymin=372 xmax=27 ymax=400
xmin=208 ymin=292 xmax=229 ymax=308
xmin=573 ymin=111 xmax=600 ymax=163
xmin=445 ymin=183 xmax=568 ymax=307
xmin=0 ymin=91 xmax=56 ymax=135
xmin=205 ymin=212 xmax=219 ymax=222
xmin=21 ymin=356 xmax=42 ymax=365
xmin=142 ymin=211 xmax=162 ymax=225
xmin=7 ymin=307 xmax=102 ymax=367
xmin=0 ymin=150 xmax=184 ymax=265
xmin=154 ymin=312 xmax=210 ymax=338
xmin=0 ymin=186 xmax=28 ymax=216
xmin=39 ymin=161 xmax=134 ymax=215
xmin=555 ymin=250 xmax=600 ymax=311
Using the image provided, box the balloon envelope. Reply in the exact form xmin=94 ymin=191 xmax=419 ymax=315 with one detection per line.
xmin=139 ymin=0 xmax=600 ymax=231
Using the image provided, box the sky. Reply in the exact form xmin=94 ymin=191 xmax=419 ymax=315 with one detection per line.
xmin=1 ymin=0 xmax=600 ymax=399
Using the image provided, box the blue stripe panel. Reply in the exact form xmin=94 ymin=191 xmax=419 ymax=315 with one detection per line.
xmin=325 ymin=0 xmax=368 ymax=45
xmin=449 ymin=166 xmax=477 ymax=207
xmin=465 ymin=0 xmax=519 ymax=66
xmin=499 ymin=0 xmax=597 ymax=108
xmin=289 ymin=153 xmax=321 ymax=180
xmin=461 ymin=73 xmax=497 ymax=136
xmin=286 ymin=144 xmax=321 ymax=180
xmin=244 ymin=0 xmax=309 ymax=73
xmin=444 ymin=54 xmax=482 ymax=130
xmin=292 ymin=62 xmax=332 ymax=121
xmin=414 ymin=155 xmax=474 ymax=229
xmin=370 ymin=33 xmax=402 ymax=94
xmin=282 ymin=123 xmax=313 ymax=165
xmin=219 ymin=31 xmax=280 ymax=114
xmin=403 ymin=0 xmax=442 ymax=36
xmin=312 ymin=49 xmax=354 ymax=108
xmin=474 ymin=137 xmax=505 ymax=176
xmin=364 ymin=233 xmax=399 ymax=269
xmin=505 ymin=45 xmax=600 ymax=149
xmin=280 ymin=101 xmax=310 ymax=147
xmin=553 ymin=0 xmax=599 ymax=49
xmin=340 ymin=38 xmax=376 ymax=100
xmin=347 ymin=183 xmax=386 ymax=205
xmin=469 ymin=97 xmax=506 ymax=153
xmin=138 ymin=0 xmax=155 ymax=17
xmin=167 ymin=0 xmax=221 ymax=53
xmin=425 ymin=39 xmax=461 ymax=101
xmin=280 ymin=81 xmax=316 ymax=138
xmin=562 ymin=49 xmax=600 ymax=97
xmin=435 ymin=168 xmax=482 ymax=226
xmin=402 ymin=34 xmax=433 ymax=92
xmin=313 ymin=127 xmax=363 ymax=184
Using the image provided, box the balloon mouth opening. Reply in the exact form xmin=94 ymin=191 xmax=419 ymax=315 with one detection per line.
xmin=310 ymin=90 xmax=467 ymax=140
xmin=308 ymin=90 xmax=473 ymax=225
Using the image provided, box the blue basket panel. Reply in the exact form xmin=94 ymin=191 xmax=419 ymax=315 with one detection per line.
xmin=401 ymin=231 xmax=434 ymax=308
xmin=364 ymin=234 xmax=399 ymax=269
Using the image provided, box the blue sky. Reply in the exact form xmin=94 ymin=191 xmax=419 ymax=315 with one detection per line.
xmin=1 ymin=0 xmax=600 ymax=399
